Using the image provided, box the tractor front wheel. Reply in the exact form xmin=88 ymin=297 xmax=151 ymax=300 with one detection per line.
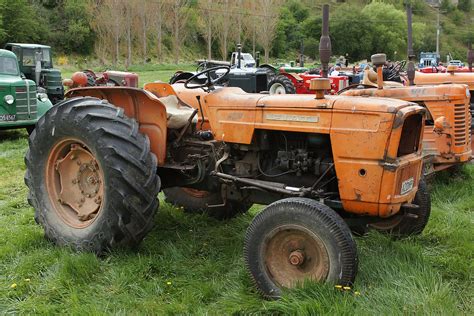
xmin=244 ymin=198 xmax=358 ymax=299
xmin=370 ymin=180 xmax=431 ymax=237
xmin=25 ymin=97 xmax=160 ymax=254
xmin=164 ymin=187 xmax=251 ymax=220
xmin=268 ymin=75 xmax=296 ymax=95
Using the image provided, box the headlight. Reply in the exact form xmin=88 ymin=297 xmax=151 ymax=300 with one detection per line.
xmin=4 ymin=95 xmax=14 ymax=105
xmin=37 ymin=93 xmax=49 ymax=102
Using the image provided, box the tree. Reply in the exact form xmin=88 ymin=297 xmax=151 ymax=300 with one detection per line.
xmin=167 ymin=0 xmax=190 ymax=64
xmin=214 ymin=0 xmax=234 ymax=60
xmin=151 ymin=1 xmax=166 ymax=60
xmin=255 ymin=0 xmax=281 ymax=62
xmin=197 ymin=0 xmax=214 ymax=60
xmin=361 ymin=2 xmax=406 ymax=60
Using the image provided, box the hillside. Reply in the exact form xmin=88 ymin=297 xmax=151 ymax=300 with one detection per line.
xmin=0 ymin=0 xmax=472 ymax=66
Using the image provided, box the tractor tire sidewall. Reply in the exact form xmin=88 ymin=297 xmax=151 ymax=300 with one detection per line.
xmin=370 ymin=179 xmax=431 ymax=237
xmin=164 ymin=187 xmax=250 ymax=220
xmin=268 ymin=75 xmax=296 ymax=95
xmin=244 ymin=198 xmax=357 ymax=298
xmin=25 ymin=97 xmax=160 ymax=253
xmin=395 ymin=179 xmax=431 ymax=236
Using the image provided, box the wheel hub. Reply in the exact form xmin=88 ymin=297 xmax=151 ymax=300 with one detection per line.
xmin=289 ymin=250 xmax=305 ymax=266
xmin=53 ymin=143 xmax=104 ymax=222
xmin=264 ymin=225 xmax=330 ymax=288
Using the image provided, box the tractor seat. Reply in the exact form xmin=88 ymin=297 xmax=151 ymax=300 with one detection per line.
xmin=158 ymin=95 xmax=197 ymax=129
xmin=362 ymin=67 xmax=404 ymax=88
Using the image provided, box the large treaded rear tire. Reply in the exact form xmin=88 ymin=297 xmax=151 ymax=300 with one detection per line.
xmin=25 ymin=97 xmax=160 ymax=254
xmin=164 ymin=187 xmax=251 ymax=220
xmin=244 ymin=198 xmax=358 ymax=299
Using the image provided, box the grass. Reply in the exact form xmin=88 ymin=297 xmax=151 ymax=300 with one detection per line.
xmin=0 ymin=65 xmax=473 ymax=314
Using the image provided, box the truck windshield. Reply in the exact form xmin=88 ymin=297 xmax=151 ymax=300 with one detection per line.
xmin=0 ymin=57 xmax=19 ymax=75
xmin=22 ymin=48 xmax=52 ymax=68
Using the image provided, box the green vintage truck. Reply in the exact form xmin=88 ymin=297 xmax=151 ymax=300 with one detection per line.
xmin=5 ymin=43 xmax=63 ymax=104
xmin=0 ymin=49 xmax=53 ymax=133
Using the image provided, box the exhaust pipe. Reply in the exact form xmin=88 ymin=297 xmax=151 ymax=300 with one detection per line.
xmin=406 ymin=4 xmax=415 ymax=85
xmin=256 ymin=51 xmax=260 ymax=68
xmin=319 ymin=4 xmax=331 ymax=78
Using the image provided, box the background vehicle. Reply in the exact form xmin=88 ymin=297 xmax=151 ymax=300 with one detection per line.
xmin=5 ymin=43 xmax=63 ymax=104
xmin=0 ymin=49 xmax=53 ymax=133
xmin=341 ymin=54 xmax=472 ymax=175
xmin=448 ymin=60 xmax=464 ymax=67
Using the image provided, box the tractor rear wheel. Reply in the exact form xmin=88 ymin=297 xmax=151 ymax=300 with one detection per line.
xmin=370 ymin=180 xmax=431 ymax=237
xmin=164 ymin=187 xmax=251 ymax=220
xmin=244 ymin=198 xmax=358 ymax=299
xmin=25 ymin=97 xmax=160 ymax=254
xmin=268 ymin=75 xmax=296 ymax=95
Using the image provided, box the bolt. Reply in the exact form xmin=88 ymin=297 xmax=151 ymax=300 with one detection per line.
xmin=87 ymin=194 xmax=92 ymax=198
xmin=80 ymin=198 xmax=85 ymax=202
xmin=289 ymin=250 xmax=305 ymax=266
xmin=70 ymin=154 xmax=76 ymax=160
xmin=72 ymin=179 xmax=77 ymax=184
xmin=57 ymin=198 xmax=62 ymax=204
xmin=76 ymin=160 xmax=81 ymax=166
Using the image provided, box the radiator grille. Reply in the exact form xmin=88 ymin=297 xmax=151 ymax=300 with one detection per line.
xmin=453 ymin=103 xmax=468 ymax=147
xmin=15 ymin=86 xmax=37 ymax=120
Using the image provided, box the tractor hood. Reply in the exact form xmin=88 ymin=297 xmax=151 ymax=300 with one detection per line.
xmin=341 ymin=84 xmax=470 ymax=102
xmin=414 ymin=71 xmax=474 ymax=90
xmin=173 ymin=85 xmax=416 ymax=114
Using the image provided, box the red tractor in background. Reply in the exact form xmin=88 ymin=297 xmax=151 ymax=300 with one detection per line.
xmin=268 ymin=69 xmax=349 ymax=95
xmin=63 ymin=70 xmax=139 ymax=89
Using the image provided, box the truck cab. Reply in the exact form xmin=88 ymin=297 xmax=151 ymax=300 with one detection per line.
xmin=5 ymin=43 xmax=64 ymax=104
xmin=0 ymin=49 xmax=53 ymax=133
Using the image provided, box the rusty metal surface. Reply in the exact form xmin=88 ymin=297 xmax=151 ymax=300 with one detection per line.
xmin=46 ymin=139 xmax=104 ymax=228
xmin=319 ymin=4 xmax=331 ymax=78
xmin=264 ymin=225 xmax=330 ymax=288
xmin=341 ymin=84 xmax=472 ymax=167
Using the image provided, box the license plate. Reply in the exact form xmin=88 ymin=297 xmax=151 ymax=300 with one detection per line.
xmin=0 ymin=114 xmax=16 ymax=121
xmin=400 ymin=177 xmax=414 ymax=195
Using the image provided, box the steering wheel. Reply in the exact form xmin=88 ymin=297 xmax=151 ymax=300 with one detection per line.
xmin=387 ymin=60 xmax=406 ymax=80
xmin=337 ymin=84 xmax=376 ymax=95
xmin=184 ymin=66 xmax=230 ymax=91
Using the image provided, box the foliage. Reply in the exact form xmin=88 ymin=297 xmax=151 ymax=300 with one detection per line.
xmin=0 ymin=0 xmax=471 ymax=64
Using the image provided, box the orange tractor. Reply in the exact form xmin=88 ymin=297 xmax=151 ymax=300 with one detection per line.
xmin=324 ymin=5 xmax=472 ymax=175
xmin=341 ymin=54 xmax=472 ymax=175
xmin=25 ymin=63 xmax=429 ymax=298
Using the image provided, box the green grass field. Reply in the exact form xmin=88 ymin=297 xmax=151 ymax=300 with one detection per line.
xmin=0 ymin=66 xmax=473 ymax=314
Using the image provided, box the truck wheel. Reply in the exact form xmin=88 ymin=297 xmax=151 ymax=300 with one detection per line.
xmin=370 ymin=180 xmax=431 ymax=237
xmin=244 ymin=198 xmax=358 ymax=299
xmin=163 ymin=187 xmax=251 ymax=220
xmin=268 ymin=75 xmax=296 ymax=95
xmin=24 ymin=97 xmax=160 ymax=254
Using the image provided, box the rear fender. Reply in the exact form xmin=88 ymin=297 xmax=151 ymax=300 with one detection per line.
xmin=65 ymin=87 xmax=167 ymax=165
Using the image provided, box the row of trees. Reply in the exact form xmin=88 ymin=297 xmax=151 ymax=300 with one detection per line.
xmin=0 ymin=0 xmax=472 ymax=65
xmin=92 ymin=0 xmax=282 ymax=65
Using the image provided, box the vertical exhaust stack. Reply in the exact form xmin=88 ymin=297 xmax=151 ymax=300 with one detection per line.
xmin=371 ymin=54 xmax=386 ymax=89
xmin=406 ymin=4 xmax=416 ymax=86
xmin=468 ymin=43 xmax=473 ymax=72
xmin=237 ymin=43 xmax=242 ymax=69
xmin=319 ymin=4 xmax=331 ymax=78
